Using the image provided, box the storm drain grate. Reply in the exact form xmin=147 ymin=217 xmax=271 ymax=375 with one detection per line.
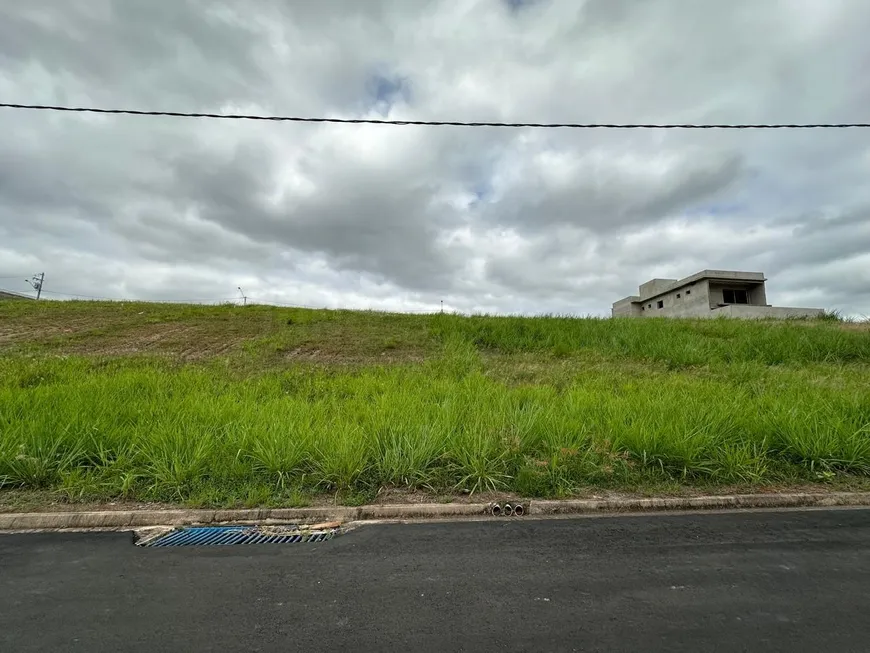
xmin=138 ymin=525 xmax=337 ymax=547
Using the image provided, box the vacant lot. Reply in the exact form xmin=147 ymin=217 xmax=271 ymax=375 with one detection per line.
xmin=1 ymin=300 xmax=869 ymax=508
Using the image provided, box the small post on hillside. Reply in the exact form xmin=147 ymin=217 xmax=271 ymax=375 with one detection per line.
xmin=440 ymin=300 xmax=444 ymax=314
xmin=238 ymin=287 xmax=247 ymax=306
xmin=27 ymin=272 xmax=44 ymax=300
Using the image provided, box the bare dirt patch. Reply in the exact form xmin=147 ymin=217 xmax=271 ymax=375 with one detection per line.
xmin=0 ymin=302 xmax=432 ymax=362
xmin=57 ymin=322 xmax=264 ymax=359
xmin=0 ymin=309 xmax=276 ymax=359
xmin=281 ymin=346 xmax=427 ymax=366
xmin=0 ymin=314 xmax=134 ymax=345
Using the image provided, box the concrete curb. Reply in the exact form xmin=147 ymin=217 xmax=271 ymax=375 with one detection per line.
xmin=2 ymin=492 xmax=869 ymax=531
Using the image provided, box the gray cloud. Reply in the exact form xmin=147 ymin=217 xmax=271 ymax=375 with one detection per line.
xmin=0 ymin=1 xmax=267 ymax=107
xmin=1 ymin=0 xmax=870 ymax=316
xmin=481 ymin=142 xmax=745 ymax=233
xmin=159 ymin=140 xmax=464 ymax=289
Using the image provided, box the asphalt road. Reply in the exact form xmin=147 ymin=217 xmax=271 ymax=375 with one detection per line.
xmin=2 ymin=509 xmax=869 ymax=652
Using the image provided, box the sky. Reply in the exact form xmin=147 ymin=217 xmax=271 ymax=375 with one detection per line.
xmin=1 ymin=0 xmax=869 ymax=316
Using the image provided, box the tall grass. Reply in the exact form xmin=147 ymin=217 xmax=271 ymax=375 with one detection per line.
xmin=2 ymin=334 xmax=869 ymax=504
xmin=430 ymin=313 xmax=870 ymax=366
xmin=2 ymin=306 xmax=869 ymax=503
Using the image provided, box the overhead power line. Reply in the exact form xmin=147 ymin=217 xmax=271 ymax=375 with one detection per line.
xmin=1 ymin=103 xmax=869 ymax=129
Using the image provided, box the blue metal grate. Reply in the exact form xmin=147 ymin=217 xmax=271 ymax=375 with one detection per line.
xmin=138 ymin=525 xmax=337 ymax=547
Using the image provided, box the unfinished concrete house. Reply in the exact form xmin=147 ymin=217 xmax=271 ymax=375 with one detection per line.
xmin=612 ymin=270 xmax=825 ymax=319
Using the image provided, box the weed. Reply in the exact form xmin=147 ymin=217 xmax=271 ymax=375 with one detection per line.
xmin=1 ymin=300 xmax=869 ymax=504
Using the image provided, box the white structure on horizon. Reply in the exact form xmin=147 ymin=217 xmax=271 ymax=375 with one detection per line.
xmin=612 ymin=270 xmax=824 ymax=319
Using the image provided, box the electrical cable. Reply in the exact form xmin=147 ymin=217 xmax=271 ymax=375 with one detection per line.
xmin=2 ymin=103 xmax=868 ymax=129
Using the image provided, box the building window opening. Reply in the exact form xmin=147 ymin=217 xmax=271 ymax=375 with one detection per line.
xmin=676 ymin=293 xmax=681 ymax=299
xmin=723 ymin=289 xmax=748 ymax=304
xmin=657 ymin=300 xmax=664 ymax=309
xmin=686 ymin=290 xmax=691 ymax=295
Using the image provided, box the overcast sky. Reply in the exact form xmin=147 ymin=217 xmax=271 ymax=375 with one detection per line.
xmin=1 ymin=0 xmax=869 ymax=316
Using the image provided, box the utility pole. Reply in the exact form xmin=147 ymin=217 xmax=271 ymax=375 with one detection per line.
xmin=27 ymin=273 xmax=44 ymax=300
xmin=238 ymin=287 xmax=247 ymax=307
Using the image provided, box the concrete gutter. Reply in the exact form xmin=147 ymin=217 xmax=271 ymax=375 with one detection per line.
xmin=2 ymin=492 xmax=869 ymax=531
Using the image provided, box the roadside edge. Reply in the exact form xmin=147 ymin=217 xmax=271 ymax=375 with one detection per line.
xmin=2 ymin=492 xmax=869 ymax=530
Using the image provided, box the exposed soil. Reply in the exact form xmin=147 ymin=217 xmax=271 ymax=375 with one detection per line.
xmin=0 ymin=313 xmax=272 ymax=359
xmin=0 ymin=303 xmax=432 ymax=363
xmin=57 ymin=322 xmax=262 ymax=360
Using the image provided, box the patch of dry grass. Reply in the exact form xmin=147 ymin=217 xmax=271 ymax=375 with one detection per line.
xmin=0 ymin=301 xmax=438 ymax=364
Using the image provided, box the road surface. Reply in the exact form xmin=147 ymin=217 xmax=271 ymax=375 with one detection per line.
xmin=2 ymin=509 xmax=869 ymax=652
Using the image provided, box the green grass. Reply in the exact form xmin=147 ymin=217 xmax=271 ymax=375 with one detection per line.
xmin=1 ymin=300 xmax=869 ymax=506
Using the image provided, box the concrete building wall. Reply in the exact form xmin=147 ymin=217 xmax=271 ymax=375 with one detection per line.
xmin=750 ymin=284 xmax=767 ymax=306
xmin=612 ymin=296 xmax=642 ymax=317
xmin=637 ymin=280 xmax=713 ymax=318
xmin=638 ymin=278 xmax=677 ymax=300
xmin=710 ymin=305 xmax=824 ymax=320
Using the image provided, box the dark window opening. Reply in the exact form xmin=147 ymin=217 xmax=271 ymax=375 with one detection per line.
xmin=722 ymin=289 xmax=748 ymax=304
xmin=648 ymin=304 xmax=652 ymax=308
xmin=686 ymin=290 xmax=691 ymax=295
xmin=657 ymin=300 xmax=664 ymax=309
xmin=676 ymin=293 xmax=681 ymax=299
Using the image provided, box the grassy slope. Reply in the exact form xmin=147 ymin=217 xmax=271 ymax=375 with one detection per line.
xmin=1 ymin=300 xmax=869 ymax=509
